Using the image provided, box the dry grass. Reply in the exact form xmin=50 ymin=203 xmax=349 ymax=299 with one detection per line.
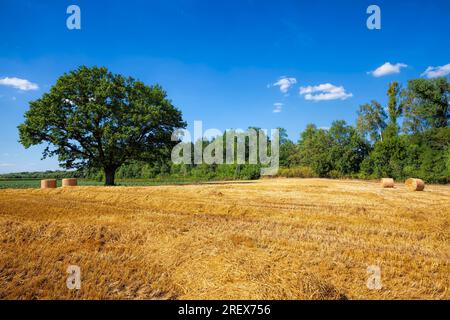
xmin=0 ymin=178 xmax=449 ymax=300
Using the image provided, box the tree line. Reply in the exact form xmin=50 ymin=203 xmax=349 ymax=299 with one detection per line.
xmin=107 ymin=77 xmax=450 ymax=183
xmin=16 ymin=66 xmax=449 ymax=184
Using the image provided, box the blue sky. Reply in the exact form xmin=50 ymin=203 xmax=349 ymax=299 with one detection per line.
xmin=0 ymin=0 xmax=449 ymax=173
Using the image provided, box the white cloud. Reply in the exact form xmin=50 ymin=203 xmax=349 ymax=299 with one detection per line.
xmin=299 ymin=83 xmax=353 ymax=101
xmin=421 ymin=63 xmax=450 ymax=78
xmin=0 ymin=77 xmax=39 ymax=91
xmin=273 ymin=102 xmax=283 ymax=113
xmin=368 ymin=62 xmax=408 ymax=77
xmin=0 ymin=163 xmax=15 ymax=167
xmin=271 ymin=76 xmax=297 ymax=93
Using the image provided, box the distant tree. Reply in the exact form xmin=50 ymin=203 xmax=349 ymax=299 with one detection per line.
xmin=277 ymin=127 xmax=289 ymax=145
xmin=403 ymin=127 xmax=450 ymax=183
xmin=291 ymin=122 xmax=368 ymax=177
xmin=362 ymin=137 xmax=408 ymax=179
xmin=384 ymin=82 xmax=402 ymax=138
xmin=277 ymin=127 xmax=296 ymax=167
xmin=328 ymin=120 xmax=370 ymax=175
xmin=402 ymin=77 xmax=450 ymax=134
xmin=289 ymin=124 xmax=315 ymax=167
xmin=294 ymin=124 xmax=332 ymax=176
xmin=356 ymin=100 xmax=387 ymax=143
xmin=18 ymin=66 xmax=186 ymax=185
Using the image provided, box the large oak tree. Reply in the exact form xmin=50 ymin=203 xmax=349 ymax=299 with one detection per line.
xmin=18 ymin=66 xmax=186 ymax=185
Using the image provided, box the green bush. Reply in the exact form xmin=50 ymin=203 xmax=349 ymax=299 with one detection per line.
xmin=277 ymin=166 xmax=315 ymax=178
xmin=327 ymin=170 xmax=343 ymax=179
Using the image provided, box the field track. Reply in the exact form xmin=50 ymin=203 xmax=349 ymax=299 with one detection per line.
xmin=0 ymin=178 xmax=449 ymax=299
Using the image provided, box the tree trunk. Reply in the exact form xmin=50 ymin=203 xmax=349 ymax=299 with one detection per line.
xmin=104 ymin=167 xmax=116 ymax=186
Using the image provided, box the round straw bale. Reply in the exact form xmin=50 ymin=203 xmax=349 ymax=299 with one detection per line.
xmin=62 ymin=178 xmax=77 ymax=187
xmin=380 ymin=178 xmax=394 ymax=188
xmin=41 ymin=179 xmax=57 ymax=189
xmin=405 ymin=178 xmax=425 ymax=191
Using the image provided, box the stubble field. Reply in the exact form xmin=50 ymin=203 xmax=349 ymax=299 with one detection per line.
xmin=0 ymin=178 xmax=449 ymax=300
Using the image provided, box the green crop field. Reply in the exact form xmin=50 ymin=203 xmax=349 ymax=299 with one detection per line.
xmin=0 ymin=179 xmax=96 ymax=189
xmin=0 ymin=177 xmax=218 ymax=189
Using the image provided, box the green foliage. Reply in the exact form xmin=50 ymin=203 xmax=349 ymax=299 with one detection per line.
xmin=0 ymin=170 xmax=82 ymax=179
xmin=387 ymin=82 xmax=402 ymax=124
xmin=360 ymin=120 xmax=450 ymax=183
xmin=291 ymin=121 xmax=369 ymax=178
xmin=359 ymin=78 xmax=450 ymax=183
xmin=277 ymin=166 xmax=315 ymax=178
xmin=405 ymin=127 xmax=450 ymax=183
xmin=402 ymin=77 xmax=450 ymax=133
xmin=385 ymin=81 xmax=402 ymax=138
xmin=361 ymin=136 xmax=408 ymax=179
xmin=18 ymin=66 xmax=185 ymax=185
xmin=292 ymin=124 xmax=331 ymax=176
xmin=0 ymin=179 xmax=47 ymax=189
xmin=356 ymin=100 xmax=387 ymax=143
xmin=278 ymin=127 xmax=297 ymax=167
xmin=328 ymin=120 xmax=370 ymax=176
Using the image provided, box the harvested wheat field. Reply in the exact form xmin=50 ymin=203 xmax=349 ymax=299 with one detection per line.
xmin=0 ymin=178 xmax=449 ymax=300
